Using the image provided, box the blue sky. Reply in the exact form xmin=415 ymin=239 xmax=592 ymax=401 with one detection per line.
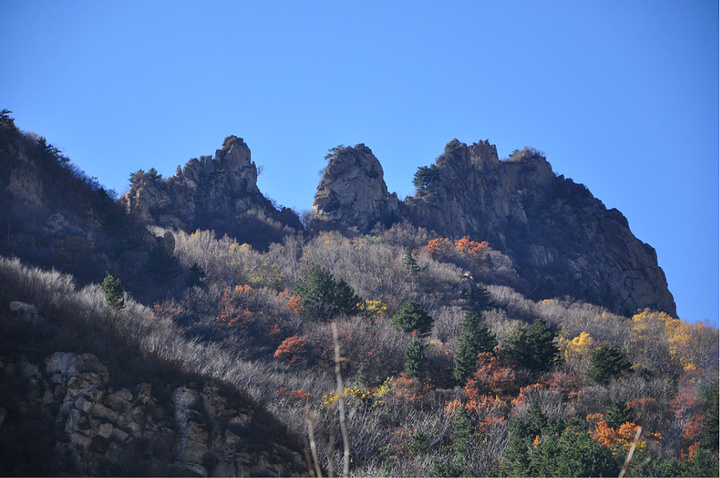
xmin=1 ymin=1 xmax=717 ymax=325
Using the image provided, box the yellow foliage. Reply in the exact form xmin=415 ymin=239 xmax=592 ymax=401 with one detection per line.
xmin=631 ymin=309 xmax=698 ymax=371
xmin=559 ymin=331 xmax=593 ymax=361
xmin=361 ymin=299 xmax=388 ymax=318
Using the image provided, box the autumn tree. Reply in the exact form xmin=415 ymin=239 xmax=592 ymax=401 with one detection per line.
xmin=587 ymin=345 xmax=633 ymax=385
xmin=453 ymin=311 xmax=497 ymax=383
xmin=391 ymin=300 xmax=434 ymax=336
xmin=505 ymin=319 xmax=560 ymax=373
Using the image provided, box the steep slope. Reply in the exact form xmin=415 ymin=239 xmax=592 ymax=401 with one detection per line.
xmin=313 ymin=140 xmax=676 ymax=317
xmin=0 ymin=114 xmax=145 ymax=284
xmin=120 ymin=136 xmax=302 ymax=249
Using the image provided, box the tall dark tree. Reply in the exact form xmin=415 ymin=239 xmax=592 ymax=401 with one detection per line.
xmin=404 ymin=337 xmax=426 ymax=380
xmin=403 ymin=246 xmax=420 ymax=275
xmin=505 ymin=319 xmax=560 ymax=372
xmin=453 ymin=311 xmax=497 ymax=383
xmin=334 ymin=278 xmax=362 ymax=316
xmin=391 ymin=300 xmax=434 ymax=336
xmin=587 ymin=345 xmax=633 ymax=385
xmin=292 ymin=266 xmax=363 ymax=321
xmin=145 ymin=242 xmax=182 ymax=286
xmin=292 ymin=265 xmax=337 ymax=320
xmin=101 ymin=274 xmax=125 ymax=310
xmin=186 ymin=263 xmax=206 ymax=289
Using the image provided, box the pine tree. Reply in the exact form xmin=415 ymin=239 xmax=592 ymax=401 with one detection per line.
xmin=145 ymin=242 xmax=182 ymax=286
xmin=186 ymin=263 xmax=206 ymax=288
xmin=505 ymin=319 xmax=560 ymax=372
xmin=453 ymin=311 xmax=497 ymax=383
xmin=334 ymin=278 xmax=362 ymax=316
xmin=101 ymin=274 xmax=125 ymax=310
xmin=392 ymin=300 xmax=434 ymax=336
xmin=404 ymin=336 xmax=426 ymax=379
xmin=292 ymin=265 xmax=337 ymax=320
xmin=587 ymin=345 xmax=632 ymax=385
xmin=606 ymin=400 xmax=632 ymax=428
xmin=403 ymin=246 xmax=420 ymax=275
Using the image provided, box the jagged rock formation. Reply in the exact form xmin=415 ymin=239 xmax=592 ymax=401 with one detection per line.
xmin=120 ymin=136 xmax=302 ymax=248
xmin=313 ymin=140 xmax=676 ymax=317
xmin=312 ymin=144 xmax=400 ymax=233
xmin=0 ymin=303 xmax=308 ymax=476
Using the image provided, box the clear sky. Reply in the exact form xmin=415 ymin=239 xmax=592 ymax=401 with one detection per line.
xmin=1 ymin=1 xmax=717 ymax=326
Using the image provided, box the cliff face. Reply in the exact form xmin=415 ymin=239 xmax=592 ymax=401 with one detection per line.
xmin=0 ymin=303 xmax=308 ymax=477
xmin=313 ymin=140 xmax=676 ymax=317
xmin=120 ymin=136 xmax=302 ymax=248
xmin=311 ymin=144 xmax=399 ymax=232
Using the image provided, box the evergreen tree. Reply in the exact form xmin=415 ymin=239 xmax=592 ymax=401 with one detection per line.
xmin=453 ymin=311 xmax=497 ymax=383
xmin=101 ymin=274 xmax=125 ymax=310
xmin=403 ymin=246 xmax=420 ymax=275
xmin=606 ymin=400 xmax=632 ymax=428
xmin=699 ymin=386 xmax=719 ymax=453
xmin=292 ymin=265 xmax=337 ymax=320
xmin=145 ymin=242 xmax=182 ymax=286
xmin=292 ymin=266 xmax=363 ymax=320
xmin=334 ymin=278 xmax=362 ymax=316
xmin=404 ymin=337 xmax=426 ymax=379
xmin=587 ymin=345 xmax=633 ymax=385
xmin=391 ymin=300 xmax=434 ymax=336
xmin=451 ymin=405 xmax=475 ymax=462
xmin=505 ymin=319 xmax=560 ymax=372
xmin=186 ymin=263 xmax=206 ymax=288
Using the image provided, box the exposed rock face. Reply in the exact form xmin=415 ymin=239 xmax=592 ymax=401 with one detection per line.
xmin=313 ymin=139 xmax=676 ymax=317
xmin=120 ymin=136 xmax=302 ymax=247
xmin=0 ymin=348 xmax=308 ymax=476
xmin=312 ymin=144 xmax=400 ymax=233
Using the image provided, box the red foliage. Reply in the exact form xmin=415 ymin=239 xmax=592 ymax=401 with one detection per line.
xmin=274 ymin=335 xmax=307 ymax=364
xmin=151 ymin=299 xmax=183 ymax=321
xmin=465 ymin=352 xmax=518 ymax=401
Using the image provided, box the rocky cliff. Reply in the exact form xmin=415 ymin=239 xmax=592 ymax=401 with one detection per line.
xmin=312 ymin=144 xmax=399 ymax=232
xmin=313 ymin=140 xmax=676 ymax=317
xmin=0 ymin=302 xmax=308 ymax=476
xmin=120 ymin=136 xmax=302 ymax=249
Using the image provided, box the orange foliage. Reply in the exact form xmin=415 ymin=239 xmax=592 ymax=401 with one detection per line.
xmin=454 ymin=236 xmax=489 ymax=258
xmin=277 ymin=387 xmax=310 ymax=403
xmin=285 ymin=294 xmax=304 ymax=314
xmin=392 ymin=373 xmax=430 ymax=404
xmin=465 ymin=352 xmax=518 ymax=401
xmin=273 ymin=335 xmax=307 ymax=364
xmin=151 ymin=299 xmax=183 ymax=321
xmin=425 ymin=237 xmax=452 ymax=258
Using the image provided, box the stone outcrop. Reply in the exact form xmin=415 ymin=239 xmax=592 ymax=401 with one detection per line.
xmin=313 ymin=140 xmax=676 ymax=317
xmin=312 ymin=144 xmax=400 ymax=233
xmin=120 ymin=136 xmax=302 ymax=247
xmin=0 ymin=343 xmax=307 ymax=476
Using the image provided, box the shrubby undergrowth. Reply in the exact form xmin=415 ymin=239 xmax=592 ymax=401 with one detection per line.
xmin=0 ymin=215 xmax=718 ymax=477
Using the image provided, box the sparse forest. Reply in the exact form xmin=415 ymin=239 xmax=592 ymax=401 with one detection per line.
xmin=0 ymin=111 xmax=717 ymax=476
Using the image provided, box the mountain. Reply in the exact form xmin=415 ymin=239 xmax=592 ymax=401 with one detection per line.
xmin=311 ymin=140 xmax=676 ymax=317
xmin=119 ymin=135 xmax=302 ymax=250
xmin=3 ymin=114 xmax=715 ymax=478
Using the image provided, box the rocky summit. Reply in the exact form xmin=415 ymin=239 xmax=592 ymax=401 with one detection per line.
xmin=120 ymin=136 xmax=302 ymax=248
xmin=313 ymin=140 xmax=676 ymax=317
